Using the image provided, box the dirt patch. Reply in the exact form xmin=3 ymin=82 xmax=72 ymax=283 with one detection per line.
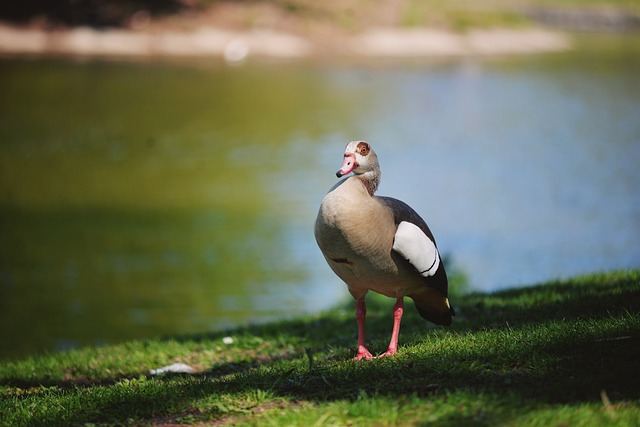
xmin=0 ymin=22 xmax=570 ymax=61
xmin=350 ymin=27 xmax=569 ymax=57
xmin=147 ymin=399 xmax=306 ymax=427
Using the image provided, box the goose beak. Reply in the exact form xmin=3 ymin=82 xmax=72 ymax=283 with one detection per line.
xmin=336 ymin=153 xmax=358 ymax=178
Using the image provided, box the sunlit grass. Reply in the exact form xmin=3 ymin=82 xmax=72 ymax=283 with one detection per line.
xmin=1 ymin=270 xmax=638 ymax=426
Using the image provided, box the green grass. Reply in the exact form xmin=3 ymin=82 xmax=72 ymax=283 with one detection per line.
xmin=271 ymin=0 xmax=640 ymax=32
xmin=2 ymin=271 xmax=639 ymax=426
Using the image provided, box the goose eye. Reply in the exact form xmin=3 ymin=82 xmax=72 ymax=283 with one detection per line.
xmin=357 ymin=142 xmax=370 ymax=156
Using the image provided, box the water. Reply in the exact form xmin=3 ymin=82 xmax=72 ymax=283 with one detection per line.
xmin=1 ymin=35 xmax=639 ymax=360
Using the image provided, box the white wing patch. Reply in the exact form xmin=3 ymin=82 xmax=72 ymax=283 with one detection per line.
xmin=392 ymin=221 xmax=440 ymax=277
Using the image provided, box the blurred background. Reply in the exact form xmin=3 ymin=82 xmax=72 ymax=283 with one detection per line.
xmin=1 ymin=1 xmax=639 ymax=361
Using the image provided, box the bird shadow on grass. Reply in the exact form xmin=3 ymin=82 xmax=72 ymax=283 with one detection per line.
xmin=180 ymin=271 xmax=640 ymax=401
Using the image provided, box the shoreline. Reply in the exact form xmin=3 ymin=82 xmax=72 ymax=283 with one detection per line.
xmin=0 ymin=22 xmax=571 ymax=63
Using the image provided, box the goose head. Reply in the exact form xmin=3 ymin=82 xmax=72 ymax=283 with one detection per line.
xmin=336 ymin=141 xmax=379 ymax=178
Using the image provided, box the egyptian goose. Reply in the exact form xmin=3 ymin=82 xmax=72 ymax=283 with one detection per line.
xmin=314 ymin=141 xmax=453 ymax=360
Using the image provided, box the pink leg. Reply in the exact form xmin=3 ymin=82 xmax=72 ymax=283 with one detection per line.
xmin=353 ymin=298 xmax=373 ymax=360
xmin=379 ymin=297 xmax=404 ymax=358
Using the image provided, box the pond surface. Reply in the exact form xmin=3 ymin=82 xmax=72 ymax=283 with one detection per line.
xmin=1 ymin=35 xmax=639 ymax=360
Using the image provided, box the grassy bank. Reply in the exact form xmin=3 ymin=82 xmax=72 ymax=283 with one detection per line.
xmin=1 ymin=271 xmax=639 ymax=426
